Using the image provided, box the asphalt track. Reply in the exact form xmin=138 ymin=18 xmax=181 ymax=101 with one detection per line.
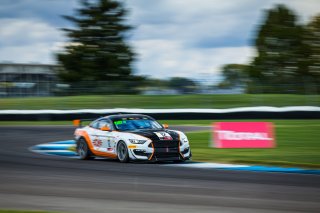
xmin=0 ymin=126 xmax=319 ymax=213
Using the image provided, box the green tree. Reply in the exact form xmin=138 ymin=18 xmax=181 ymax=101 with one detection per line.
xmin=218 ymin=64 xmax=249 ymax=88
xmin=305 ymin=14 xmax=320 ymax=93
xmin=56 ymin=0 xmax=135 ymax=89
xmin=168 ymin=77 xmax=197 ymax=94
xmin=249 ymin=4 xmax=308 ymax=93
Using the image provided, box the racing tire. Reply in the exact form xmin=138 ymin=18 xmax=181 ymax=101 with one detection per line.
xmin=117 ymin=141 xmax=129 ymax=163
xmin=77 ymin=138 xmax=93 ymax=160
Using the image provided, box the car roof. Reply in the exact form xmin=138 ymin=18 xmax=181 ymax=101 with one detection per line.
xmin=104 ymin=114 xmax=154 ymax=121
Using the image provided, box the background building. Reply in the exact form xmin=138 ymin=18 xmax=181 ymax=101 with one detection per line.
xmin=0 ymin=63 xmax=59 ymax=97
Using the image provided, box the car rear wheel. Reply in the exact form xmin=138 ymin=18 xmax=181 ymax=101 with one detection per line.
xmin=77 ymin=138 xmax=93 ymax=160
xmin=117 ymin=141 xmax=129 ymax=163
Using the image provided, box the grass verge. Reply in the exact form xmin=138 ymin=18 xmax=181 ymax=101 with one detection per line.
xmin=0 ymin=94 xmax=319 ymax=109
xmin=186 ymin=120 xmax=320 ymax=168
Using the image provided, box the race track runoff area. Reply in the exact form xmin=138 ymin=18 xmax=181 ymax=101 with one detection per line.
xmin=31 ymin=140 xmax=320 ymax=175
xmin=0 ymin=125 xmax=319 ymax=213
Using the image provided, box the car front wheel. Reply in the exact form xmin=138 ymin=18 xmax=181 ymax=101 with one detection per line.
xmin=117 ymin=141 xmax=129 ymax=163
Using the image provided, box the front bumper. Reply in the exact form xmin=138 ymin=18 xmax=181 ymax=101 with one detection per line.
xmin=128 ymin=140 xmax=191 ymax=161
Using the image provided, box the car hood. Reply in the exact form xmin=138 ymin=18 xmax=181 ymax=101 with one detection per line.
xmin=126 ymin=129 xmax=180 ymax=141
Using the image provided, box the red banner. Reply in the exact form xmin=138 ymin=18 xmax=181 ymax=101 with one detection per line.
xmin=213 ymin=122 xmax=275 ymax=148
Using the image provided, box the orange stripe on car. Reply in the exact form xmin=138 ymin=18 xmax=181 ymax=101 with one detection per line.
xmin=148 ymin=142 xmax=155 ymax=160
xmin=75 ymin=129 xmax=117 ymax=159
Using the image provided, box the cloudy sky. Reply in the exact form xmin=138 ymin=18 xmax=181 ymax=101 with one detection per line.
xmin=0 ymin=0 xmax=320 ymax=80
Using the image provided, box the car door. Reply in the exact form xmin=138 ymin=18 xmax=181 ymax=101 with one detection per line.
xmin=95 ymin=119 xmax=116 ymax=154
xmin=86 ymin=120 xmax=102 ymax=152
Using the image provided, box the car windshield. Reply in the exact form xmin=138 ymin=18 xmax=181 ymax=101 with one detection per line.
xmin=113 ymin=118 xmax=163 ymax=131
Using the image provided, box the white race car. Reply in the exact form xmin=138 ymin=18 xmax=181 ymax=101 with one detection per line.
xmin=74 ymin=114 xmax=192 ymax=162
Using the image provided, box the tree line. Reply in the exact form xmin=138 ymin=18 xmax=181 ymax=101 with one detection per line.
xmin=56 ymin=1 xmax=320 ymax=94
xmin=220 ymin=5 xmax=320 ymax=94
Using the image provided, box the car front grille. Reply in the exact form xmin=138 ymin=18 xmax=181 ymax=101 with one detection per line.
xmin=152 ymin=140 xmax=179 ymax=148
xmin=151 ymin=140 xmax=180 ymax=160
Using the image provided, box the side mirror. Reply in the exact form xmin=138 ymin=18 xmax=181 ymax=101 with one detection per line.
xmin=163 ymin=124 xmax=169 ymax=129
xmin=100 ymin=126 xmax=111 ymax=131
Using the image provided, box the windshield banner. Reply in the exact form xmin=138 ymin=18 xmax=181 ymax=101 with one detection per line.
xmin=213 ymin=122 xmax=275 ymax=148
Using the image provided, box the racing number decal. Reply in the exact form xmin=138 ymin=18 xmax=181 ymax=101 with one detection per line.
xmin=97 ymin=135 xmax=116 ymax=153
xmin=105 ymin=137 xmax=114 ymax=152
xmin=154 ymin=132 xmax=173 ymax=140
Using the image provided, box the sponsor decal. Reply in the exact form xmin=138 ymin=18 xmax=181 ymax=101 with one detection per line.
xmin=107 ymin=148 xmax=114 ymax=151
xmin=213 ymin=122 xmax=275 ymax=148
xmin=154 ymin=132 xmax=173 ymax=140
xmin=92 ymin=137 xmax=102 ymax=147
xmin=114 ymin=120 xmax=127 ymax=125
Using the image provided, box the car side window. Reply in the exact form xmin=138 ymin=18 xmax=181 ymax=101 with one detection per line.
xmin=90 ymin=120 xmax=100 ymax=129
xmin=97 ymin=119 xmax=113 ymax=130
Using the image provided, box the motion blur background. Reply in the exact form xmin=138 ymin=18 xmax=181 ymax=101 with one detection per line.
xmin=0 ymin=0 xmax=319 ymax=170
xmin=0 ymin=1 xmax=320 ymax=213
xmin=0 ymin=0 xmax=320 ymax=99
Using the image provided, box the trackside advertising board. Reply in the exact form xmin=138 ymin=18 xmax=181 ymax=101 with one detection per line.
xmin=213 ymin=122 xmax=275 ymax=148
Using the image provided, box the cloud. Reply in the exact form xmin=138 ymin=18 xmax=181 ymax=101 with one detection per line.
xmin=0 ymin=42 xmax=63 ymax=64
xmin=132 ymin=39 xmax=254 ymax=78
xmin=0 ymin=18 xmax=62 ymax=46
xmin=0 ymin=0 xmax=78 ymax=27
xmin=126 ymin=0 xmax=320 ymax=79
xmin=126 ymin=0 xmax=264 ymax=78
xmin=0 ymin=18 xmax=65 ymax=63
xmin=1 ymin=0 xmax=320 ymax=79
xmin=127 ymin=0 xmax=261 ymax=47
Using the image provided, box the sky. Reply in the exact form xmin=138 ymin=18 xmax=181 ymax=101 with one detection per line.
xmin=0 ymin=0 xmax=320 ymax=81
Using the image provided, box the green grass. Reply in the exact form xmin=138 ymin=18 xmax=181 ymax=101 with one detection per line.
xmin=0 ymin=94 xmax=319 ymax=109
xmin=186 ymin=120 xmax=320 ymax=168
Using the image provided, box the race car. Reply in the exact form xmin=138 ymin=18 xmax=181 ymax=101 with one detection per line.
xmin=73 ymin=114 xmax=192 ymax=162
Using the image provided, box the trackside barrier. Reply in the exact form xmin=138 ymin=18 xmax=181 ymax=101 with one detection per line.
xmin=0 ymin=106 xmax=319 ymax=121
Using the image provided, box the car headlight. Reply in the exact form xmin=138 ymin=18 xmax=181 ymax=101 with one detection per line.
xmin=129 ymin=139 xmax=147 ymax=144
